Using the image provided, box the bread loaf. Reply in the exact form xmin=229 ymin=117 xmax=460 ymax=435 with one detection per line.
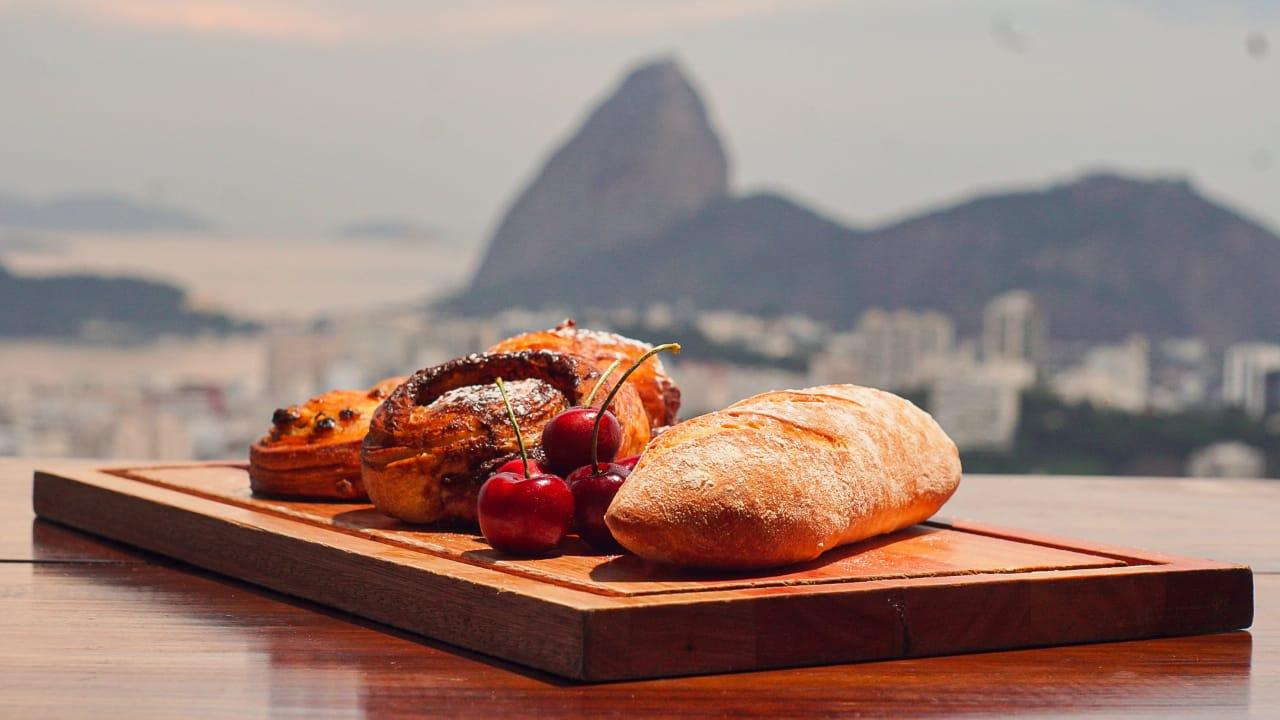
xmin=604 ymin=384 xmax=961 ymax=569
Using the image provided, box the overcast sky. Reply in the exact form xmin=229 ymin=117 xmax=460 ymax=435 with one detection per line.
xmin=1 ymin=0 xmax=1276 ymax=242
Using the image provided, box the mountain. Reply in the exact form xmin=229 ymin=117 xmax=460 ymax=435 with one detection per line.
xmin=847 ymin=173 xmax=1280 ymax=344
xmin=457 ymin=191 xmax=861 ymax=318
xmin=450 ymin=59 xmax=1280 ymax=345
xmin=0 ymin=262 xmax=253 ymax=338
xmin=467 ymin=58 xmax=729 ymax=288
xmin=0 ymin=192 xmax=212 ymax=233
xmin=466 ymin=173 xmax=1280 ymax=344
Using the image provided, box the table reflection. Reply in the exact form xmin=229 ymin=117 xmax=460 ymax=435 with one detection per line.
xmin=28 ymin=536 xmax=1254 ymax=718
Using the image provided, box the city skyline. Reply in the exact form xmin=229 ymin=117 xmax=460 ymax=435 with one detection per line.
xmin=3 ymin=286 xmax=1276 ymax=477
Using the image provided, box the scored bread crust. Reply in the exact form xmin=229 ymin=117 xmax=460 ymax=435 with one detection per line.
xmin=604 ymin=384 xmax=961 ymax=569
xmin=488 ymin=319 xmax=681 ymax=429
xmin=361 ymin=351 xmax=649 ymax=524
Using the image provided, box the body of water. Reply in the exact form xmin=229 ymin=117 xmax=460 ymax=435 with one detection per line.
xmin=1 ymin=231 xmax=478 ymax=321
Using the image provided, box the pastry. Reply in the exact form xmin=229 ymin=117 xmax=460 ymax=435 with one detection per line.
xmin=604 ymin=384 xmax=962 ymax=569
xmin=249 ymin=377 xmax=404 ymax=500
xmin=488 ymin=319 xmax=681 ymax=429
xmin=361 ymin=350 xmax=649 ymax=524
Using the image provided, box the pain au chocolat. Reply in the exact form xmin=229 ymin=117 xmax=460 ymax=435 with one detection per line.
xmin=361 ymin=350 xmax=649 ymax=524
xmin=249 ymin=377 xmax=405 ymax=500
xmin=488 ymin=319 xmax=681 ymax=430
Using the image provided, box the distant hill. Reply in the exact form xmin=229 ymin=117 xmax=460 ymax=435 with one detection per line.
xmin=0 ymin=192 xmax=212 ymax=233
xmin=843 ymin=173 xmax=1280 ymax=344
xmin=449 ymin=60 xmax=1280 ymax=345
xmin=468 ymin=58 xmax=729 ymax=288
xmin=0 ymin=262 xmax=253 ymax=338
xmin=466 ymin=192 xmax=860 ymax=320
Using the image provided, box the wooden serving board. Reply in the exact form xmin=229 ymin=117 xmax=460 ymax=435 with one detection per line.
xmin=32 ymin=463 xmax=1253 ymax=681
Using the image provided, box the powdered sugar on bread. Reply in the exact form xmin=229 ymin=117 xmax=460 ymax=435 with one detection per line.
xmin=605 ymin=384 xmax=962 ymax=569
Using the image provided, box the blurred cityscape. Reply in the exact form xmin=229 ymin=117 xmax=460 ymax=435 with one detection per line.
xmin=3 ymin=290 xmax=1279 ymax=478
xmin=2 ymin=5 xmax=1276 ymax=479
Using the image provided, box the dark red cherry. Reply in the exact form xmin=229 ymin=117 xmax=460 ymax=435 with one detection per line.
xmin=476 ymin=472 xmax=574 ymax=555
xmin=566 ymin=462 xmax=630 ymax=549
xmin=614 ymin=455 xmax=641 ymax=471
xmin=494 ymin=458 xmax=545 ymax=477
xmin=541 ymin=406 xmax=621 ymax=476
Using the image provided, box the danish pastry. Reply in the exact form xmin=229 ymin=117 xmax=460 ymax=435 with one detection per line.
xmin=361 ymin=350 xmax=649 ymax=524
xmin=488 ymin=319 xmax=681 ymax=429
xmin=249 ymin=377 xmax=404 ymax=500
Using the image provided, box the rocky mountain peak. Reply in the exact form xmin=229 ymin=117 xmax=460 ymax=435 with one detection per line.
xmin=1061 ymin=171 xmax=1196 ymax=202
xmin=467 ymin=58 xmax=729 ymax=289
xmin=452 ymin=59 xmax=1280 ymax=346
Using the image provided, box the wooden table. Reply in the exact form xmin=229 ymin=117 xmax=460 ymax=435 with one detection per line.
xmin=1 ymin=459 xmax=1275 ymax=718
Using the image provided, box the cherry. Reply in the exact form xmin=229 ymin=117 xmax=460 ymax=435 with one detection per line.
xmin=566 ymin=462 xmax=630 ymax=549
xmin=558 ymin=343 xmax=679 ymax=550
xmin=542 ymin=407 xmax=621 ymax=475
xmin=477 ymin=471 xmax=574 ymax=555
xmin=540 ymin=358 xmax=620 ymax=475
xmin=476 ymin=378 xmax=573 ymax=555
xmin=494 ymin=458 xmax=545 ymax=476
xmin=541 ymin=344 xmax=680 ymax=478
xmin=614 ymin=455 xmax=641 ymax=471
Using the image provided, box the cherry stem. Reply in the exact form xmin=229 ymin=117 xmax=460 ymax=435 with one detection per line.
xmin=584 ymin=359 xmax=621 ymax=407
xmin=494 ymin=377 xmax=529 ymax=480
xmin=590 ymin=342 xmax=681 ymax=473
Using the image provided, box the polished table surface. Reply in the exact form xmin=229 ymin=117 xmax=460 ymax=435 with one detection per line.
xmin=1 ymin=458 xmax=1275 ymax=718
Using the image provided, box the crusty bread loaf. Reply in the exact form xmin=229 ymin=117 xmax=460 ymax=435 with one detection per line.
xmin=604 ymin=384 xmax=961 ymax=569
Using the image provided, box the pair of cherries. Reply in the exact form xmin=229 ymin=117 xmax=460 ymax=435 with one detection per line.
xmin=477 ymin=344 xmax=678 ymax=555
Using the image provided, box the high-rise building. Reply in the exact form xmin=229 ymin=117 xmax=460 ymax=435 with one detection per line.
xmin=1222 ymin=343 xmax=1280 ymax=418
xmin=1149 ymin=337 xmax=1212 ymax=413
xmin=807 ymin=332 xmax=866 ymax=386
xmin=982 ymin=290 xmax=1047 ymax=369
xmin=930 ymin=371 xmax=1024 ymax=451
xmin=811 ymin=308 xmax=955 ymax=391
xmin=1264 ymin=370 xmax=1280 ymax=418
xmin=1052 ymin=335 xmax=1150 ymax=412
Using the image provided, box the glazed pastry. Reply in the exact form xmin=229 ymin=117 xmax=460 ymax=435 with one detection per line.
xmin=605 ymin=384 xmax=962 ymax=569
xmin=361 ymin=351 xmax=649 ymax=524
xmin=249 ymin=377 xmax=404 ymax=500
xmin=488 ymin=319 xmax=681 ymax=429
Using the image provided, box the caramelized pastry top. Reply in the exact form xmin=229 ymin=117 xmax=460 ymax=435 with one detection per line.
xmin=365 ymin=351 xmax=605 ymax=456
xmin=488 ymin=319 xmax=681 ymax=428
xmin=360 ymin=350 xmax=651 ymax=524
xmin=260 ymin=377 xmax=403 ymax=448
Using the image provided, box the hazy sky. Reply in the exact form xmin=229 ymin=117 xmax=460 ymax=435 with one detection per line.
xmin=1 ymin=1 xmax=1276 ymax=243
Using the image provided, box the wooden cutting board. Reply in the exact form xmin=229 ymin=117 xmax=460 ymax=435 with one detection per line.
xmin=32 ymin=462 xmax=1253 ymax=681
